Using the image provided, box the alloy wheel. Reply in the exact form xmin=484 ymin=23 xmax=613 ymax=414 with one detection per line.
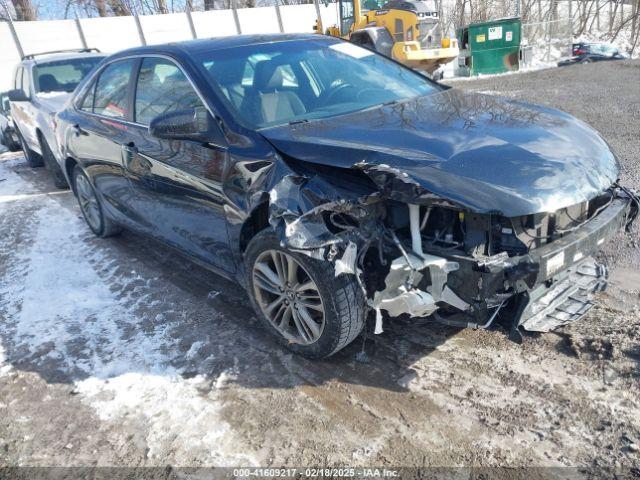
xmin=252 ymin=250 xmax=325 ymax=345
xmin=75 ymin=174 xmax=101 ymax=232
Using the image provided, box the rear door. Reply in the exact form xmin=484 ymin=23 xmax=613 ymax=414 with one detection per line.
xmin=123 ymin=56 xmax=235 ymax=273
xmin=10 ymin=66 xmax=35 ymax=146
xmin=68 ymin=58 xmax=138 ymax=223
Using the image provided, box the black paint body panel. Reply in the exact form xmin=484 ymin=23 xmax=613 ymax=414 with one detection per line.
xmin=56 ymin=34 xmax=624 ymax=288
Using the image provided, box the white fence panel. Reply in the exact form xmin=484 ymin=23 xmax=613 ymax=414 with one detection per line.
xmin=191 ymin=9 xmax=238 ymax=38
xmin=79 ymin=16 xmax=142 ymax=53
xmin=237 ymin=6 xmax=280 ymax=34
xmin=139 ymin=12 xmax=193 ymax=45
xmin=0 ymin=24 xmax=21 ymax=91
xmin=318 ymin=3 xmax=340 ymax=32
xmin=14 ymin=19 xmax=82 ymax=56
xmin=281 ymin=4 xmax=318 ymax=33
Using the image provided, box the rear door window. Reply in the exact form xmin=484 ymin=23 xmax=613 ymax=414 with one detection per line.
xmin=93 ymin=59 xmax=135 ymax=119
xmin=79 ymin=81 xmax=96 ymax=112
xmin=134 ymin=57 xmax=203 ymax=126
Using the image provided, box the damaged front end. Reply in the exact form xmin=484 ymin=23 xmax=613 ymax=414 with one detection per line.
xmin=266 ymin=158 xmax=639 ymax=337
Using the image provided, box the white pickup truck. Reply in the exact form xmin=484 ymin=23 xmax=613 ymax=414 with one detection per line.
xmin=8 ymin=49 xmax=105 ymax=188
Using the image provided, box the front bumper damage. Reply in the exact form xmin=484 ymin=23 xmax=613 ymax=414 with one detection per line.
xmin=507 ymin=196 xmax=631 ymax=332
xmin=265 ymin=160 xmax=639 ymax=337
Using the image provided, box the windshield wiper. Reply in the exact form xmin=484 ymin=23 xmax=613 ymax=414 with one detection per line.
xmin=289 ymin=119 xmax=309 ymax=126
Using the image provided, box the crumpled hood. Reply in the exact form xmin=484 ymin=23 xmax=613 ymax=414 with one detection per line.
xmin=260 ymin=89 xmax=619 ymax=216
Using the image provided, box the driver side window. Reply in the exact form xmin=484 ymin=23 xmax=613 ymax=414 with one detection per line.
xmin=134 ymin=58 xmax=204 ymax=126
xmin=93 ymin=60 xmax=135 ymax=119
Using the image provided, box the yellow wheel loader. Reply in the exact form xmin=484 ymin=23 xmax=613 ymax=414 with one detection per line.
xmin=315 ymin=0 xmax=459 ymax=76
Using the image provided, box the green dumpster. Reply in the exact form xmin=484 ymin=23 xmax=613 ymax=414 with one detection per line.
xmin=457 ymin=17 xmax=521 ymax=76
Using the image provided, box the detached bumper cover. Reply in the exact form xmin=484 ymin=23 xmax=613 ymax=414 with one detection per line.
xmin=526 ymin=197 xmax=632 ymax=285
xmin=516 ymin=195 xmax=635 ymax=331
xmin=519 ymin=257 xmax=606 ymax=332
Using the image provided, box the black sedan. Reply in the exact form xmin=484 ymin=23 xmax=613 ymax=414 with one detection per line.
xmin=55 ymin=34 xmax=637 ymax=358
xmin=558 ymin=42 xmax=629 ymax=66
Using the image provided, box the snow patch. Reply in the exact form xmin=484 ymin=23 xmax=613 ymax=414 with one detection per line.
xmin=0 ymin=343 xmax=10 ymax=377
xmin=0 ymin=158 xmax=36 ymax=197
xmin=36 ymin=91 xmax=69 ymax=99
xmin=76 ymin=372 xmax=255 ymax=465
xmin=0 ymin=155 xmax=256 ymax=465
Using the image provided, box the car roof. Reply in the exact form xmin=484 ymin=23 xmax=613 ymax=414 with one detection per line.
xmin=22 ymin=51 xmax=107 ymax=66
xmin=109 ymin=33 xmax=332 ymax=60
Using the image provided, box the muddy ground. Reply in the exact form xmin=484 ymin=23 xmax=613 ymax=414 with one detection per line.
xmin=0 ymin=60 xmax=639 ymax=476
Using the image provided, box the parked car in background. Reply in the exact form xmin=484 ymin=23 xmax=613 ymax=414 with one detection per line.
xmin=0 ymin=92 xmax=20 ymax=152
xmin=56 ymin=35 xmax=637 ymax=358
xmin=8 ymin=48 xmax=106 ymax=187
xmin=558 ymin=42 xmax=629 ymax=66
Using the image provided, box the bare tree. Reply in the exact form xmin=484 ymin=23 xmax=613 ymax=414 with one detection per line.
xmin=95 ymin=0 xmax=107 ymax=15
xmin=12 ymin=0 xmax=36 ymax=20
xmin=156 ymin=0 xmax=168 ymax=13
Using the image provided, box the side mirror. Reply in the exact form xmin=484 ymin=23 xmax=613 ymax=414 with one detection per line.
xmin=149 ymin=107 xmax=223 ymax=144
xmin=8 ymin=89 xmax=29 ymax=102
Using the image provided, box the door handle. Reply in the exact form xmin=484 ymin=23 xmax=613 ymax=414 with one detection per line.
xmin=121 ymin=142 xmax=138 ymax=167
xmin=73 ymin=124 xmax=88 ymax=136
xmin=122 ymin=142 xmax=152 ymax=175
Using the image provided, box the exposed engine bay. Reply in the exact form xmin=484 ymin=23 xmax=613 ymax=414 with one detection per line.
xmin=265 ymin=158 xmax=639 ymax=338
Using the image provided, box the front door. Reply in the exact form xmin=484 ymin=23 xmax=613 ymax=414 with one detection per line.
xmin=123 ymin=56 xmax=235 ymax=273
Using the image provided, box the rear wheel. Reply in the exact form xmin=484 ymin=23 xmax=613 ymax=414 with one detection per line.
xmin=16 ymin=129 xmax=43 ymax=167
xmin=2 ymin=129 xmax=20 ymax=152
xmin=73 ymin=166 xmax=121 ymax=238
xmin=40 ymin=135 xmax=68 ymax=189
xmin=245 ymin=229 xmax=366 ymax=358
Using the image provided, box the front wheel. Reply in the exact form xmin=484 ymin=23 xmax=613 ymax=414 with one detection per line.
xmin=73 ymin=166 xmax=121 ymax=238
xmin=16 ymin=129 xmax=43 ymax=167
xmin=245 ymin=229 xmax=366 ymax=358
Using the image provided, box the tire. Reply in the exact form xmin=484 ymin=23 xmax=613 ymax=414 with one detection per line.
xmin=72 ymin=166 xmax=121 ymax=238
xmin=2 ymin=129 xmax=19 ymax=152
xmin=245 ymin=229 xmax=366 ymax=358
xmin=39 ymin=135 xmax=69 ymax=189
xmin=16 ymin=128 xmax=43 ymax=167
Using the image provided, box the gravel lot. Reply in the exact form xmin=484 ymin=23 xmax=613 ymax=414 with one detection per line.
xmin=1 ymin=60 xmax=639 ymax=476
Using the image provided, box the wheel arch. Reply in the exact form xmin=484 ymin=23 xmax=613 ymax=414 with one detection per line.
xmin=64 ymin=156 xmax=80 ymax=191
xmin=32 ymin=127 xmax=46 ymax=155
xmin=239 ymin=201 xmax=270 ymax=254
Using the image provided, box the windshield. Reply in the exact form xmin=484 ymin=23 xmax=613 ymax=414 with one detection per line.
xmin=196 ymin=39 xmax=440 ymax=128
xmin=34 ymin=57 xmax=104 ymax=94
